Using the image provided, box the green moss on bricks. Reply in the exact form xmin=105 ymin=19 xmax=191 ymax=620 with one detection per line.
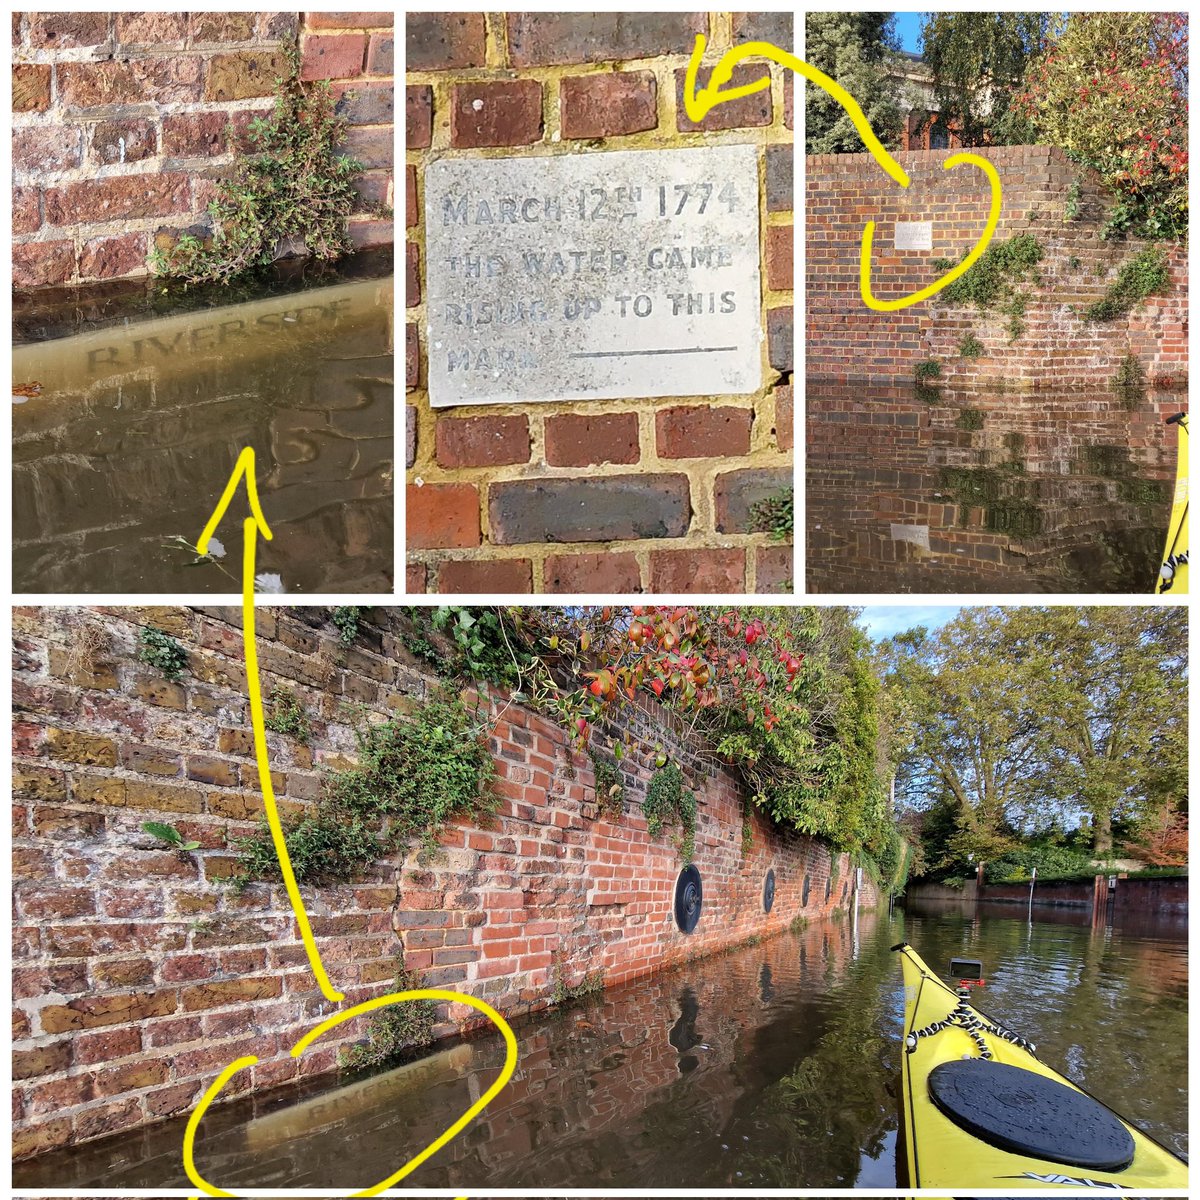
xmin=1086 ymin=249 xmax=1170 ymax=322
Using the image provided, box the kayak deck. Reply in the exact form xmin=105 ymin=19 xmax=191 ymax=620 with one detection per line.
xmin=895 ymin=943 xmax=1187 ymax=1189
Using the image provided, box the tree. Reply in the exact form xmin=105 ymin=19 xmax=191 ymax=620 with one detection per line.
xmin=920 ymin=12 xmax=1052 ymax=146
xmin=1014 ymin=12 xmax=1188 ymax=239
xmin=805 ymin=12 xmax=904 ymax=153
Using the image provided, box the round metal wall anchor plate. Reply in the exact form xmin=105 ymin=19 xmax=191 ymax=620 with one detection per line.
xmin=763 ymin=868 xmax=776 ymax=913
xmin=802 ymin=873 xmax=811 ymax=907
xmin=825 ymin=874 xmax=832 ymax=902
xmin=674 ymin=864 xmax=703 ymax=933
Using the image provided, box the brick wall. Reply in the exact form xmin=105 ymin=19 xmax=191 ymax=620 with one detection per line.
xmin=807 ymin=145 xmax=1188 ymax=388
xmin=12 ymin=605 xmax=877 ymax=1158
xmin=12 ymin=11 xmax=393 ymax=289
xmin=405 ymin=13 xmax=794 ymax=595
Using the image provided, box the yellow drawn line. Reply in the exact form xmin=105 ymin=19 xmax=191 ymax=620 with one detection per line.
xmin=683 ymin=36 xmax=1003 ymax=313
xmin=184 ymin=452 xmax=520 ymax=1198
xmin=183 ymin=991 xmax=518 ymax=1198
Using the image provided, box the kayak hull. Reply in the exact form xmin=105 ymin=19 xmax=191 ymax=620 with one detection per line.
xmin=895 ymin=943 xmax=1187 ymax=1189
xmin=1156 ymin=414 xmax=1188 ymax=594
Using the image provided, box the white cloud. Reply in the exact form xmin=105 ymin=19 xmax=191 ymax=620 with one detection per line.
xmin=857 ymin=605 xmax=962 ymax=642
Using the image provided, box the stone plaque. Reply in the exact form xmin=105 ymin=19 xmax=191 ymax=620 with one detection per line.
xmin=894 ymin=220 xmax=933 ymax=251
xmin=424 ymin=145 xmax=763 ymax=407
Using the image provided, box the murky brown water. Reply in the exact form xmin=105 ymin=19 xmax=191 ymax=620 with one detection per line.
xmin=16 ymin=901 xmax=1186 ymax=1189
xmin=12 ymin=277 xmax=394 ymax=593
xmin=806 ymin=379 xmax=1182 ymax=593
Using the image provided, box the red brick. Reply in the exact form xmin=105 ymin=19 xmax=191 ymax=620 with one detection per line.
xmin=407 ymin=483 xmax=481 ymax=549
xmin=13 ymin=187 xmax=40 ymax=236
xmin=116 ymin=12 xmax=187 ymax=42
xmin=545 ymin=413 xmax=639 ymax=466
xmin=406 ymin=165 xmax=418 ymax=228
xmin=13 ymin=241 xmax=74 ymax=289
xmin=161 ymin=113 xmax=227 ymax=158
xmin=438 ymin=560 xmax=533 ymax=594
xmin=59 ymin=58 xmax=201 ymax=108
xmin=90 ymin=119 xmax=156 ymax=166
xmin=436 ymin=415 xmax=530 ymax=468
xmin=406 ymin=323 xmax=419 ymax=388
xmin=756 ymin=544 xmax=794 ymax=593
xmin=508 ymin=13 xmax=706 ymax=67
xmin=774 ymin=384 xmax=793 ymax=451
xmin=29 ymin=12 xmax=108 ymax=47
xmin=406 ymin=563 xmax=427 ymax=593
xmin=45 ymin=175 xmax=191 ymax=226
xmin=560 ymin=72 xmax=657 ymax=139
xmin=544 ymin=552 xmax=641 ymax=593
xmin=347 ymin=219 xmax=392 ymax=250
xmin=407 ymin=85 xmax=432 ymax=149
xmin=13 ymin=127 xmax=82 ymax=174
xmin=676 ymin=63 xmax=772 ymax=132
xmin=366 ymin=32 xmax=393 ymax=74
xmin=340 ymin=125 xmax=392 ymax=169
xmin=72 ymin=1027 xmax=142 ymax=1066
xmin=302 ymin=34 xmax=365 ymax=81
xmin=766 ymin=224 xmax=793 ymax=291
xmin=13 ymin=64 xmax=51 ymax=112
xmin=784 ymin=73 xmax=793 ymax=129
xmin=451 ymin=80 xmax=543 ymax=149
xmin=405 ymin=12 xmax=485 ymax=70
xmin=330 ymin=80 xmax=393 ymax=124
xmin=79 ymin=233 xmax=148 ymax=281
xmin=305 ymin=12 xmax=392 ymax=29
xmin=715 ymin=467 xmax=792 ymax=533
xmin=650 ymin=548 xmax=746 ymax=593
xmin=656 ymin=405 xmax=752 ymax=458
xmin=731 ymin=13 xmax=793 ymax=45
xmin=405 ymin=242 xmax=420 ymax=306
xmin=768 ymin=306 xmax=793 ymax=372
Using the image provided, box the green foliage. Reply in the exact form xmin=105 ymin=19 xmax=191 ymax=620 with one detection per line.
xmin=331 ymin=606 xmax=362 ymax=646
xmin=142 ymin=821 xmax=200 ymax=852
xmin=236 ymin=691 xmax=496 ymax=883
xmin=137 ymin=626 xmax=189 ymax=681
xmin=956 ymin=408 xmax=984 ymax=431
xmin=914 ymin=359 xmax=942 ymax=382
xmin=551 ymin=959 xmax=605 ymax=1006
xmin=1111 ymin=353 xmax=1148 ymax=409
xmin=938 ymin=233 xmax=1044 ymax=342
xmin=805 ymin=13 xmax=904 ymax=153
xmin=957 ymin=334 xmax=984 ymax=359
xmin=741 ymin=802 xmax=754 ymax=858
xmin=920 ymin=13 xmax=1051 ymax=145
xmin=914 ymin=380 xmax=943 ymax=405
xmin=1085 ymin=249 xmax=1170 ymax=322
xmin=749 ymin=487 xmax=794 ymax=542
xmin=264 ymin=684 xmax=311 ymax=744
xmin=340 ymin=964 xmax=435 ymax=1071
xmin=643 ymin=763 xmax=697 ymax=863
xmin=789 ymin=913 xmax=809 ymax=934
xmin=406 ymin=607 xmax=531 ymax=689
xmin=589 ymin=751 xmax=625 ymax=818
xmin=150 ymin=37 xmax=363 ymax=285
xmin=984 ymin=841 xmax=1097 ymax=884
xmin=1065 ymin=180 xmax=1082 ymax=221
xmin=1016 ymin=13 xmax=1187 ymax=240
xmin=1068 ymin=255 xmax=1082 ymax=271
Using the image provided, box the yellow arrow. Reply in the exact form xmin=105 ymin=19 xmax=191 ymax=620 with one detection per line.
xmin=196 ymin=447 xmax=343 ymax=1006
xmin=682 ymin=36 xmax=1003 ymax=313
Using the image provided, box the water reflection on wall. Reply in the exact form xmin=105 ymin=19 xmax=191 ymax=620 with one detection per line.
xmin=13 ymin=278 xmax=393 ymax=593
xmin=806 ymin=379 xmax=1179 ymax=593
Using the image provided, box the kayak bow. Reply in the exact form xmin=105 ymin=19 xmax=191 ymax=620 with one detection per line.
xmin=1156 ymin=412 xmax=1188 ymax=595
xmin=894 ymin=943 xmax=1187 ymax=1189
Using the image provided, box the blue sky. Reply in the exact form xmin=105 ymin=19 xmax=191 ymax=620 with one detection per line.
xmin=857 ymin=605 xmax=960 ymax=642
xmin=892 ymin=12 xmax=925 ymax=54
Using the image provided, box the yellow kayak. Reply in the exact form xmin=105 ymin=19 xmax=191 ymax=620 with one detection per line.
xmin=1156 ymin=412 xmax=1188 ymax=594
xmin=895 ymin=943 xmax=1188 ymax=1189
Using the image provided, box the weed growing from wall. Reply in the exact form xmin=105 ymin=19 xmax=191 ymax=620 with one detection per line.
xmin=401 ymin=607 xmax=532 ymax=689
xmin=142 ymin=821 xmax=200 ymax=853
xmin=236 ymin=691 xmax=496 ymax=884
xmin=957 ymin=333 xmax=984 ymax=358
xmin=643 ymin=762 xmax=697 ymax=863
xmin=264 ymin=685 xmax=311 ymax=744
xmin=750 ymin=487 xmax=794 ymax=542
xmin=137 ymin=627 xmax=188 ymax=681
xmin=935 ymin=232 xmax=1044 ymax=341
xmin=956 ymin=409 xmax=985 ymax=431
xmin=551 ymin=955 xmax=606 ymax=1006
xmin=589 ymin=751 xmax=625 ymax=818
xmin=330 ymin=607 xmax=363 ymax=646
xmin=914 ymin=359 xmax=942 ymax=381
xmin=1085 ymin=248 xmax=1169 ymax=321
xmin=150 ymin=38 xmax=363 ymax=285
xmin=340 ymin=963 xmax=435 ymax=1071
xmin=1111 ymin=353 xmax=1148 ymax=409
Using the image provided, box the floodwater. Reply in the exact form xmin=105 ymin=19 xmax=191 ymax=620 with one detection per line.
xmin=17 ymin=899 xmax=1186 ymax=1190
xmin=806 ymin=379 xmax=1183 ymax=593
xmin=12 ymin=274 xmax=394 ymax=593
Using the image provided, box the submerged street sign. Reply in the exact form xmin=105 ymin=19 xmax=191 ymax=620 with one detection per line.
xmin=424 ymin=145 xmax=763 ymax=407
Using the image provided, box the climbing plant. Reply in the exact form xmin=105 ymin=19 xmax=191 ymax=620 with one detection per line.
xmin=137 ymin=627 xmax=189 ymax=681
xmin=643 ymin=762 xmax=697 ymax=862
xmin=1085 ymin=249 xmax=1170 ymax=321
xmin=934 ymin=233 xmax=1044 ymax=341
